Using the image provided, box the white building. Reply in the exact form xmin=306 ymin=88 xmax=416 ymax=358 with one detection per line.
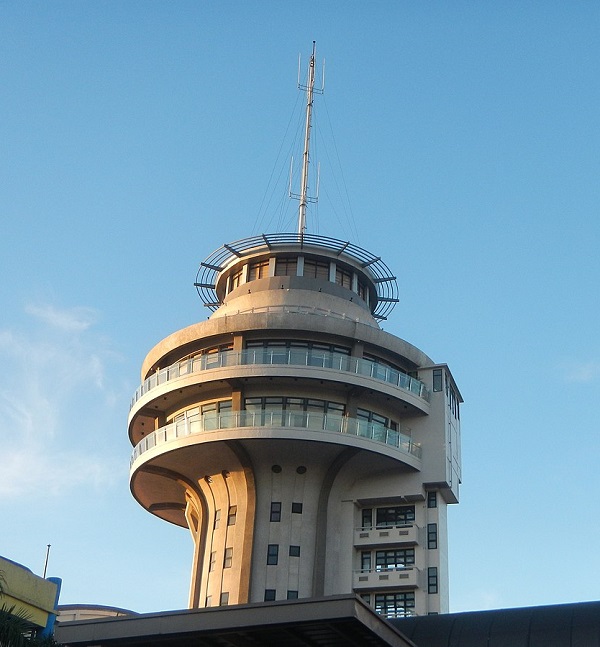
xmin=128 ymin=231 xmax=462 ymax=618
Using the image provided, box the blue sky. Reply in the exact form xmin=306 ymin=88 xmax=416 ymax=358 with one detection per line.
xmin=1 ymin=1 xmax=599 ymax=614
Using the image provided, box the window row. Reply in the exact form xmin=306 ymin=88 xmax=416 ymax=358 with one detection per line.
xmin=267 ymin=544 xmax=301 ymax=565
xmin=361 ymin=592 xmax=415 ymax=618
xmin=228 ymin=256 xmax=369 ymax=302
xmin=270 ymin=501 xmax=303 ymax=521
xmin=361 ymin=506 xmax=415 ymax=529
xmin=264 ymin=589 xmax=298 ymax=601
xmin=361 ymin=548 xmax=415 ymax=571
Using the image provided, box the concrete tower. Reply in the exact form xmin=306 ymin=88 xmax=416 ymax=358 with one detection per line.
xmin=127 ymin=47 xmax=462 ymax=619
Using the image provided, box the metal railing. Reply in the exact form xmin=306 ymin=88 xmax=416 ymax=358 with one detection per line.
xmin=130 ymin=348 xmax=429 ymax=409
xmin=130 ymin=409 xmax=421 ymax=466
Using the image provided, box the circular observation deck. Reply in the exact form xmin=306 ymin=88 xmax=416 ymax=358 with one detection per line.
xmin=195 ymin=233 xmax=399 ymax=321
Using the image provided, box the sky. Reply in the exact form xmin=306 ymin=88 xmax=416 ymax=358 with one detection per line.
xmin=1 ymin=1 xmax=599 ymax=615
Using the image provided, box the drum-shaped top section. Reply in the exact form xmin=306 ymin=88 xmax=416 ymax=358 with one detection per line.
xmin=195 ymin=233 xmax=399 ymax=321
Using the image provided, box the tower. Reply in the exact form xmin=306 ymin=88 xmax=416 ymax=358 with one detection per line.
xmin=127 ymin=47 xmax=462 ymax=619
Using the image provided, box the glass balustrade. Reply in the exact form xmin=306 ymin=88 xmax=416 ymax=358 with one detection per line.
xmin=131 ymin=409 xmax=421 ymax=466
xmin=130 ymin=349 xmax=429 ymax=408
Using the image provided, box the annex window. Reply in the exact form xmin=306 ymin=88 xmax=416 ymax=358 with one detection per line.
xmin=376 ymin=506 xmax=415 ymax=528
xmin=427 ymin=523 xmax=438 ymax=549
xmin=433 ymin=368 xmax=443 ymax=392
xmin=291 ymin=502 xmax=303 ymax=514
xmin=275 ymin=257 xmax=297 ymax=277
xmin=361 ymin=551 xmax=372 ymax=571
xmin=248 ymin=259 xmax=270 ymax=281
xmin=264 ymin=589 xmax=276 ymax=601
xmin=362 ymin=508 xmax=373 ymax=529
xmin=303 ymin=258 xmax=330 ymax=280
xmin=375 ymin=548 xmax=415 ymax=571
xmin=374 ymin=592 xmax=415 ymax=618
xmin=427 ymin=491 xmax=437 ymax=508
xmin=428 ymin=567 xmax=439 ymax=594
xmin=223 ymin=547 xmax=233 ymax=569
xmin=267 ymin=544 xmax=279 ymax=565
xmin=289 ymin=545 xmax=301 ymax=557
xmin=270 ymin=502 xmax=282 ymax=522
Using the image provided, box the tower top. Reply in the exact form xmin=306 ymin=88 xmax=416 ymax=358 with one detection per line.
xmin=295 ymin=41 xmax=324 ymax=235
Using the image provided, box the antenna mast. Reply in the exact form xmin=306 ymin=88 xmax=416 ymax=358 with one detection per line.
xmin=296 ymin=41 xmax=323 ymax=235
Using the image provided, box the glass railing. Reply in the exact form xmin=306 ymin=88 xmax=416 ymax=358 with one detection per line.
xmin=130 ymin=409 xmax=421 ymax=466
xmin=130 ymin=349 xmax=429 ymax=409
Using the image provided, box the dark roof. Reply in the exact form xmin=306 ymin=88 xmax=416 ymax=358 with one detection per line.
xmin=55 ymin=595 xmax=414 ymax=647
xmin=392 ymin=600 xmax=600 ymax=647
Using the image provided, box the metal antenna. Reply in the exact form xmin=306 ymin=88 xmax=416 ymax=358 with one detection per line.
xmin=294 ymin=41 xmax=323 ymax=235
xmin=43 ymin=544 xmax=51 ymax=578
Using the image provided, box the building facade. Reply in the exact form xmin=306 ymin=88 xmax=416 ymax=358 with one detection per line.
xmin=128 ymin=232 xmax=462 ymax=617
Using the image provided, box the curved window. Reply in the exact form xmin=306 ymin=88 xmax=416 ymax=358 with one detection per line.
xmin=275 ymin=257 xmax=297 ymax=277
xmin=303 ymin=259 xmax=329 ymax=280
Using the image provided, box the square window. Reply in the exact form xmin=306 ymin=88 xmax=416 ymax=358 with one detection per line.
xmin=264 ymin=589 xmax=276 ymax=601
xmin=270 ymin=502 xmax=282 ymax=522
xmin=267 ymin=544 xmax=279 ymax=565
xmin=289 ymin=545 xmax=300 ymax=557
xmin=427 ymin=523 xmax=438 ymax=550
xmin=291 ymin=502 xmax=303 ymax=514
xmin=428 ymin=567 xmax=439 ymax=594
xmin=287 ymin=590 xmax=299 ymax=599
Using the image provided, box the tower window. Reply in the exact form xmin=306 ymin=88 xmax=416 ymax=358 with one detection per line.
xmin=223 ymin=547 xmax=233 ymax=569
xmin=267 ymin=544 xmax=279 ymax=565
xmin=335 ymin=266 xmax=352 ymax=289
xmin=248 ymin=259 xmax=270 ymax=281
xmin=209 ymin=552 xmax=216 ymax=572
xmin=228 ymin=505 xmax=237 ymax=525
xmin=275 ymin=257 xmax=298 ymax=276
xmin=427 ymin=523 xmax=438 ymax=549
xmin=270 ymin=502 xmax=282 ymax=522
xmin=303 ymin=259 xmax=329 ymax=280
xmin=214 ymin=509 xmax=221 ymax=529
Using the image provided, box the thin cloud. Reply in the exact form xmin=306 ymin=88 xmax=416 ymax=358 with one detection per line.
xmin=25 ymin=303 xmax=98 ymax=332
xmin=0 ymin=301 xmax=124 ymax=500
xmin=563 ymin=360 xmax=600 ymax=383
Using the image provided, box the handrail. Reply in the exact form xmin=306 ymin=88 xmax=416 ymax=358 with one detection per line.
xmin=130 ymin=409 xmax=421 ymax=466
xmin=130 ymin=349 xmax=429 ymax=409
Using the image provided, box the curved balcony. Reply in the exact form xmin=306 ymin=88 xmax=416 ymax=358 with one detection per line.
xmin=130 ymin=409 xmax=421 ymax=467
xmin=130 ymin=349 xmax=429 ymax=410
